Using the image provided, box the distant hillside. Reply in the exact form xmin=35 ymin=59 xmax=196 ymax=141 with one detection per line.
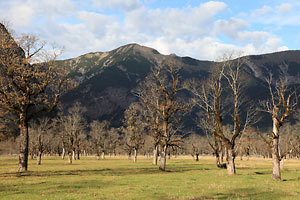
xmin=57 ymin=44 xmax=300 ymax=131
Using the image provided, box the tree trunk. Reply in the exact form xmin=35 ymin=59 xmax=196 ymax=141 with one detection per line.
xmin=215 ymin=151 xmax=220 ymax=167
xmin=18 ymin=118 xmax=29 ymax=172
xmin=195 ymin=153 xmax=199 ymax=161
xmin=221 ymin=152 xmax=224 ymax=163
xmin=72 ymin=150 xmax=76 ymax=160
xmin=159 ymin=145 xmax=167 ymax=171
xmin=37 ymin=151 xmax=42 ymax=165
xmin=159 ymin=119 xmax=168 ymax=171
xmin=226 ymin=145 xmax=236 ymax=175
xmin=272 ymin=137 xmax=281 ymax=180
xmin=77 ymin=150 xmax=80 ymax=160
xmin=61 ymin=147 xmax=65 ymax=160
xmin=215 ymin=149 xmax=226 ymax=168
xmin=153 ymin=144 xmax=158 ymax=165
xmin=271 ymin=116 xmax=281 ymax=180
xmin=280 ymin=159 xmax=284 ymax=170
xmin=68 ymin=152 xmax=72 ymax=164
xmin=133 ymin=148 xmax=137 ymax=163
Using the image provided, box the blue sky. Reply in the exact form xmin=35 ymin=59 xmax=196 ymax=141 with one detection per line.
xmin=1 ymin=0 xmax=299 ymax=60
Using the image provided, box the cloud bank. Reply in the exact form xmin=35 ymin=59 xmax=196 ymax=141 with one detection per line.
xmin=0 ymin=0 xmax=295 ymax=60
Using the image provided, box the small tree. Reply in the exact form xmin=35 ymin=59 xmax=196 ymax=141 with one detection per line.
xmin=122 ymin=103 xmax=145 ymax=163
xmin=89 ymin=120 xmax=110 ymax=159
xmin=28 ymin=117 xmax=53 ymax=165
xmin=58 ymin=103 xmax=87 ymax=163
xmin=196 ymin=118 xmax=225 ymax=167
xmin=0 ymin=23 xmax=71 ymax=171
xmin=185 ymin=133 xmax=209 ymax=161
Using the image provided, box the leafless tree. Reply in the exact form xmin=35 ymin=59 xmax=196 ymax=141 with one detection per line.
xmin=185 ymin=133 xmax=209 ymax=161
xmin=135 ymin=75 xmax=161 ymax=165
xmin=187 ymin=53 xmax=257 ymax=175
xmin=107 ymin=127 xmax=120 ymax=157
xmin=259 ymin=75 xmax=300 ymax=180
xmin=58 ymin=103 xmax=87 ymax=164
xmin=28 ymin=117 xmax=53 ymax=165
xmin=196 ymin=118 xmax=226 ymax=167
xmin=136 ymin=63 xmax=189 ymax=170
xmin=235 ymin=127 xmax=257 ymax=160
xmin=0 ymin=23 xmax=71 ymax=171
xmin=89 ymin=120 xmax=110 ymax=159
xmin=121 ymin=103 xmax=145 ymax=163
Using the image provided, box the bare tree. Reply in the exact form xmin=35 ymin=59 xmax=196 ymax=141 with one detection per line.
xmin=28 ymin=117 xmax=53 ymax=165
xmin=89 ymin=120 xmax=110 ymax=159
xmin=185 ymin=133 xmax=209 ymax=161
xmin=236 ymin=127 xmax=257 ymax=160
xmin=122 ymin=103 xmax=145 ymax=163
xmin=58 ymin=103 xmax=87 ymax=164
xmin=196 ymin=118 xmax=226 ymax=168
xmin=136 ymin=64 xmax=189 ymax=171
xmin=135 ymin=75 xmax=161 ymax=165
xmin=106 ymin=128 xmax=120 ymax=157
xmin=188 ymin=54 xmax=257 ymax=175
xmin=259 ymin=75 xmax=299 ymax=180
xmin=0 ymin=23 xmax=71 ymax=171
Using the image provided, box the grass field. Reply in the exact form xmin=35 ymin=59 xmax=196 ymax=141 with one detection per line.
xmin=0 ymin=155 xmax=300 ymax=200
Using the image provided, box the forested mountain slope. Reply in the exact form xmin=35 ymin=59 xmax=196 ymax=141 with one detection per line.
xmin=58 ymin=44 xmax=300 ymax=130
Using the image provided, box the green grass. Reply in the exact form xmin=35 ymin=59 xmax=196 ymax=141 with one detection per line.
xmin=0 ymin=156 xmax=300 ymax=200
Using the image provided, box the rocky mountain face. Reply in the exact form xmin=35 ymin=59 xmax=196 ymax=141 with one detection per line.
xmin=58 ymin=43 xmax=300 ymax=130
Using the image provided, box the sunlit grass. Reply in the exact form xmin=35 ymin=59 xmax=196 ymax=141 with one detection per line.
xmin=0 ymin=155 xmax=300 ymax=199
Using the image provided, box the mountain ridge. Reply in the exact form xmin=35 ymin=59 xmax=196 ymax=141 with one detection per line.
xmin=58 ymin=44 xmax=300 ymax=130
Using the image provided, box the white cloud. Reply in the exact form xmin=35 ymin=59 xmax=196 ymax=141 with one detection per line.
xmin=276 ymin=3 xmax=292 ymax=13
xmin=0 ymin=0 xmax=291 ymax=61
xmin=0 ymin=0 xmax=76 ymax=30
xmin=251 ymin=5 xmax=272 ymax=16
xmin=125 ymin=1 xmax=227 ymax=39
xmin=92 ymin=0 xmax=142 ymax=12
xmin=0 ymin=1 xmax=34 ymax=28
xmin=249 ymin=2 xmax=300 ymax=27
xmin=213 ymin=18 xmax=249 ymax=39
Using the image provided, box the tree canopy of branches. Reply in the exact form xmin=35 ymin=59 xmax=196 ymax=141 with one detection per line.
xmin=0 ymin=23 xmax=71 ymax=171
xmin=136 ymin=63 xmax=189 ymax=171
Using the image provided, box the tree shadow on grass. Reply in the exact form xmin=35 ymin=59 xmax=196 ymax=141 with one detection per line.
xmin=0 ymin=163 xmax=216 ymax=178
xmin=254 ymin=171 xmax=270 ymax=175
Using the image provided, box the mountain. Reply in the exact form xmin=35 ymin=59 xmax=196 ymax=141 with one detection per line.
xmin=57 ymin=43 xmax=300 ymax=130
xmin=57 ymin=44 xmax=213 ymax=126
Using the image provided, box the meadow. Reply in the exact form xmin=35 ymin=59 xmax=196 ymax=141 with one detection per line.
xmin=0 ymin=156 xmax=300 ymax=200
